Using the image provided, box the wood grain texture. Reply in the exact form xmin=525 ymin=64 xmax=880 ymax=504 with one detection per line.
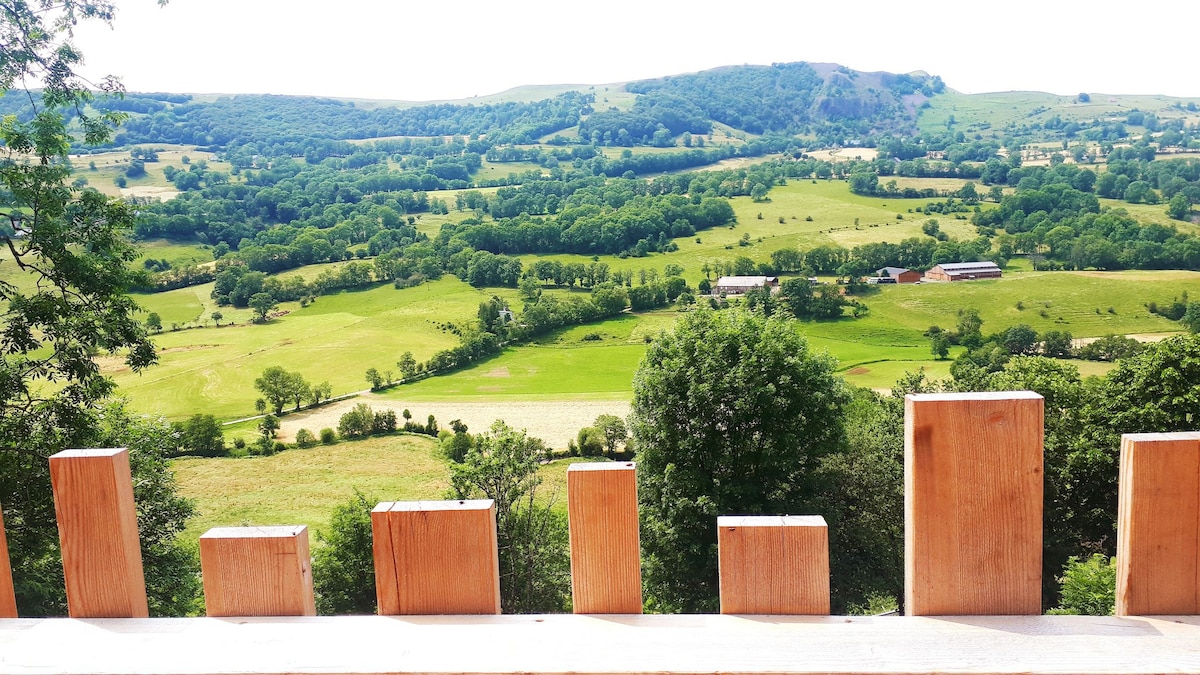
xmin=371 ymin=500 xmax=500 ymax=615
xmin=48 ymin=448 xmax=148 ymax=618
xmin=905 ymin=392 xmax=1043 ymax=616
xmin=199 ymin=526 xmax=315 ymax=617
xmin=567 ymin=462 xmax=642 ymax=613
xmin=1116 ymin=432 xmax=1200 ymax=616
xmin=1 ymin=615 xmax=1199 ymax=675
xmin=369 ymin=501 xmax=398 ymax=615
xmin=0 ymin=503 xmax=15 ymax=618
xmin=718 ymin=515 xmax=830 ymax=615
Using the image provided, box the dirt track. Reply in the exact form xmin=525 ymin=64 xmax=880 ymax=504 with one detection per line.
xmin=277 ymin=395 xmax=631 ymax=449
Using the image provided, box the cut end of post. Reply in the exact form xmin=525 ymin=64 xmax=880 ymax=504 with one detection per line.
xmin=200 ymin=525 xmax=314 ymax=617
xmin=718 ymin=514 xmax=830 ymax=615
xmin=905 ymin=391 xmax=1043 ymax=616
xmin=568 ymin=461 xmax=642 ymax=614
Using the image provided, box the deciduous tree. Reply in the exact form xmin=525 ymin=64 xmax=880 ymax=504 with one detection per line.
xmin=0 ymin=0 xmax=199 ymax=617
xmin=632 ymin=308 xmax=850 ymax=612
xmin=313 ymin=491 xmax=377 ymax=614
xmin=448 ymin=421 xmax=569 ymax=613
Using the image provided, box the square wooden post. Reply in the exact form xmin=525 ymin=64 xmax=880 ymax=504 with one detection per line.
xmin=200 ymin=526 xmax=315 ymax=617
xmin=718 ymin=515 xmax=830 ymax=615
xmin=568 ymin=462 xmax=642 ymax=614
xmin=0 ymin=503 xmax=15 ymax=618
xmin=1116 ymin=432 xmax=1200 ymax=616
xmin=371 ymin=500 xmax=500 ymax=615
xmin=49 ymin=448 xmax=148 ymax=618
xmin=905 ymin=392 xmax=1043 ymax=616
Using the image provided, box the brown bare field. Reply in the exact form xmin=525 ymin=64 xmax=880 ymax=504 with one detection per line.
xmin=278 ymin=395 xmax=632 ymax=449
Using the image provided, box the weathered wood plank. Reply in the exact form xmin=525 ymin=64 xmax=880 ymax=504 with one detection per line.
xmin=199 ymin=526 xmax=315 ymax=617
xmin=371 ymin=500 xmax=500 ymax=615
xmin=0 ymin=502 xmax=15 ymax=618
xmin=567 ymin=462 xmax=642 ymax=614
xmin=48 ymin=448 xmax=148 ymax=618
xmin=1116 ymin=432 xmax=1200 ymax=616
xmin=0 ymin=615 xmax=1198 ymax=674
xmin=718 ymin=515 xmax=830 ymax=615
xmin=905 ymin=392 xmax=1043 ymax=616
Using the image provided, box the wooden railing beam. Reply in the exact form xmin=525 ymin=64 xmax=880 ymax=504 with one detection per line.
xmin=1116 ymin=432 xmax=1200 ymax=616
xmin=0 ymin=502 xmax=15 ymax=618
xmin=48 ymin=448 xmax=148 ymax=618
xmin=567 ymin=462 xmax=641 ymax=614
xmin=199 ymin=526 xmax=315 ymax=617
xmin=905 ymin=392 xmax=1044 ymax=616
xmin=0 ymin=615 xmax=1198 ymax=674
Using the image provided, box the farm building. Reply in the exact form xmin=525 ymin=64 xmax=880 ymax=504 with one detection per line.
xmin=924 ymin=261 xmax=1002 ymax=282
xmin=714 ymin=276 xmax=779 ymax=295
xmin=872 ymin=267 xmax=922 ymax=284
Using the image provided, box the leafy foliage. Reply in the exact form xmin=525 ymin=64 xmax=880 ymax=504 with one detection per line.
xmin=313 ymin=491 xmax=377 ymax=615
xmin=448 ymin=421 xmax=570 ymax=613
xmin=632 ymin=308 xmax=850 ymax=612
xmin=1047 ymin=554 xmax=1116 ymax=616
xmin=627 ymin=62 xmax=943 ymax=140
xmin=0 ymin=0 xmax=206 ymax=617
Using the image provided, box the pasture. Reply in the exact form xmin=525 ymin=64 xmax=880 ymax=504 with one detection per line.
xmin=172 ymin=434 xmax=449 ymax=541
xmin=111 ymin=178 xmax=1198 ymax=425
xmin=918 ymin=91 xmax=1200 ymax=138
xmin=115 ymin=278 xmax=519 ymax=420
xmin=519 ymin=180 xmax=987 ymax=288
xmin=172 ymin=433 xmax=590 ymax=541
xmin=71 ymin=146 xmax=231 ymax=200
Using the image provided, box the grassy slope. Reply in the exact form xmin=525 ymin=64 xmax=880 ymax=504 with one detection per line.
xmin=173 ymin=434 xmax=583 ymax=541
xmin=117 ymin=179 xmax=1198 ymax=418
xmin=116 ymin=278 xmax=519 ymax=420
xmin=918 ymin=91 xmax=1200 ymax=137
xmin=74 ymin=147 xmax=232 ymax=199
xmin=173 ymin=434 xmax=448 ymax=541
xmin=522 ymin=180 xmax=985 ymax=288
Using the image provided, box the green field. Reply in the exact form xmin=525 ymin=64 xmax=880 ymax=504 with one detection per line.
xmin=518 ymin=180 xmax=988 ymax=288
xmin=918 ymin=91 xmax=1200 ymax=138
xmin=173 ymin=434 xmax=448 ymax=541
xmin=110 ymin=178 xmax=1199 ymax=422
xmin=72 ymin=146 xmax=232 ymax=200
xmin=116 ymin=278 xmax=519 ymax=420
xmin=172 ymin=433 xmax=589 ymax=542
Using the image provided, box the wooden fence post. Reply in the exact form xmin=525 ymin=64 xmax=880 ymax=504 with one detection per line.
xmin=200 ymin=526 xmax=315 ymax=617
xmin=49 ymin=448 xmax=148 ymax=618
xmin=718 ymin=515 xmax=830 ymax=615
xmin=0 ymin=503 xmax=15 ymax=618
xmin=905 ymin=392 xmax=1043 ymax=616
xmin=1116 ymin=432 xmax=1200 ymax=616
xmin=371 ymin=500 xmax=500 ymax=615
xmin=568 ymin=462 xmax=642 ymax=614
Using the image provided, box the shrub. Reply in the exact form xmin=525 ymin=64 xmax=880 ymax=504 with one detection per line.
xmin=250 ymin=437 xmax=275 ymax=456
xmin=320 ymin=428 xmax=337 ymax=444
xmin=338 ymin=403 xmax=375 ymax=439
xmin=1047 ymin=554 xmax=1115 ymax=615
xmin=371 ymin=409 xmax=397 ymax=435
xmin=233 ymin=437 xmax=246 ymax=449
xmin=295 ymin=428 xmax=316 ymax=448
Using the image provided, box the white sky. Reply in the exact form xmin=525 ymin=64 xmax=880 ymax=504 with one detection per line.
xmin=72 ymin=0 xmax=1200 ymax=102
